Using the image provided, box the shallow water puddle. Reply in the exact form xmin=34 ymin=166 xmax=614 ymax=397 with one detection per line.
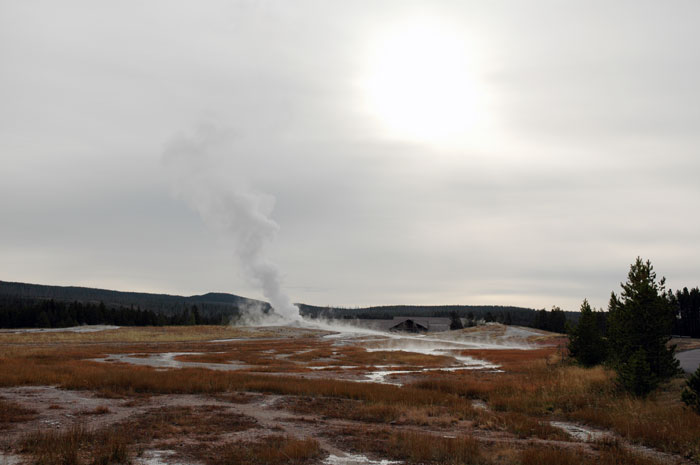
xmin=550 ymin=421 xmax=611 ymax=442
xmin=310 ymin=365 xmax=360 ymax=370
xmin=471 ymin=399 xmax=489 ymax=410
xmin=93 ymin=352 xmax=247 ymax=371
xmin=135 ymin=449 xmax=196 ymax=465
xmin=0 ymin=325 xmax=120 ymax=334
xmin=358 ymin=340 xmax=502 ymax=385
xmin=362 ymin=362 xmax=500 ymax=385
xmin=323 ymin=453 xmax=402 ymax=465
xmin=0 ymin=452 xmax=22 ymax=465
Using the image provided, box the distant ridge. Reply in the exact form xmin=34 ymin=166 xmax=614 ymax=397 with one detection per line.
xmin=1 ymin=280 xmax=580 ymax=329
xmin=0 ymin=280 xmax=268 ymax=318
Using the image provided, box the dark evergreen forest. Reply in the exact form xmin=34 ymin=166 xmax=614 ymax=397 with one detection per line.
xmin=298 ymin=303 xmax=577 ymax=330
xmin=670 ymin=287 xmax=700 ymax=338
xmin=0 ymin=281 xmax=269 ymax=329
xmin=0 ymin=296 xmax=224 ymax=328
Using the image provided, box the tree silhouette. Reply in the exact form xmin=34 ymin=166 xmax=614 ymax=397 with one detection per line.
xmin=567 ymin=299 xmax=606 ymax=367
xmin=607 ymin=258 xmax=679 ymax=395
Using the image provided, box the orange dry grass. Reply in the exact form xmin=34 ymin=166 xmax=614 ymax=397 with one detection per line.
xmin=125 ymin=405 xmax=257 ymax=441
xmin=388 ymin=431 xmax=485 ymax=464
xmin=413 ymin=362 xmax=614 ymax=415
xmin=288 ymin=397 xmax=459 ymax=426
xmin=2 ymin=331 xmax=699 ymax=459
xmin=174 ymin=352 xmax=309 ymax=373
xmin=0 ymin=325 xmax=282 ymax=344
xmin=459 ymin=348 xmax=560 ymax=371
xmin=20 ymin=424 xmax=131 ymax=465
xmin=473 ymin=410 xmax=567 ymax=440
xmin=520 ymin=444 xmax=664 ymax=465
xmin=207 ymin=435 xmax=323 ymax=465
xmin=0 ymin=336 xmax=342 ymax=373
xmin=1 ymin=334 xmax=462 ymax=376
xmin=333 ymin=346 xmax=455 ymax=367
xmin=331 ymin=428 xmax=487 ymax=465
xmin=0 ymin=355 xmax=457 ymax=407
xmin=414 ymin=360 xmax=700 ymax=456
xmin=572 ymin=396 xmax=700 ymax=456
xmin=284 ymin=341 xmax=456 ymax=367
xmin=174 ymin=337 xmax=331 ymax=368
xmin=0 ymin=398 xmax=36 ymax=427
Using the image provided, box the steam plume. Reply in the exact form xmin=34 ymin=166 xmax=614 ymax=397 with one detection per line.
xmin=163 ymin=124 xmax=300 ymax=323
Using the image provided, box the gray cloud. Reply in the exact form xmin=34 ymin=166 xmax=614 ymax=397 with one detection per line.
xmin=2 ymin=1 xmax=699 ymax=311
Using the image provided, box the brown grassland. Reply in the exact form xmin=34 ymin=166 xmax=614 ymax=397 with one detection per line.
xmin=0 ymin=325 xmax=698 ymax=464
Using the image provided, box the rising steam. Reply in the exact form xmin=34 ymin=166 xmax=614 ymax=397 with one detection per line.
xmin=163 ymin=124 xmax=301 ymax=323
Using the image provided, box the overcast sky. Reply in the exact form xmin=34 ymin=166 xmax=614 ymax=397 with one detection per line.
xmin=2 ymin=1 xmax=700 ymax=311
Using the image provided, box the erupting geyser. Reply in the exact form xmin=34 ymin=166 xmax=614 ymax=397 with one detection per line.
xmin=163 ymin=124 xmax=301 ymax=324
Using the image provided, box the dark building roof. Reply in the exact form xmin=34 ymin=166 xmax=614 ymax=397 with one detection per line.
xmin=360 ymin=316 xmax=452 ymax=333
xmin=389 ymin=319 xmax=428 ymax=333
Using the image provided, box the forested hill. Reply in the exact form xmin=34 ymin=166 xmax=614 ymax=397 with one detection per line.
xmin=1 ymin=280 xmax=579 ymax=332
xmin=0 ymin=280 xmax=268 ymax=319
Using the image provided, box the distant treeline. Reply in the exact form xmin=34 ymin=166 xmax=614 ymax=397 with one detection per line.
xmin=299 ymin=288 xmax=700 ymax=336
xmin=670 ymin=287 xmax=700 ymax=338
xmin=0 ymin=296 xmax=225 ymax=328
xmin=517 ymin=287 xmax=700 ymax=336
xmin=2 ymin=280 xmax=697 ymax=334
xmin=531 ymin=307 xmax=568 ymax=333
xmin=0 ymin=280 xmax=272 ymax=329
xmin=548 ymin=287 xmax=699 ymax=338
xmin=298 ymin=303 xmax=580 ymax=331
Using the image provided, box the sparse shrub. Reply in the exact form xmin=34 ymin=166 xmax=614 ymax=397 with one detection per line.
xmin=682 ymin=366 xmax=700 ymax=414
xmin=475 ymin=411 xmax=566 ymax=440
xmin=520 ymin=447 xmax=580 ymax=465
xmin=212 ymin=435 xmax=322 ymax=465
xmin=0 ymin=398 xmax=36 ymax=425
xmin=85 ymin=406 xmax=111 ymax=415
xmin=389 ymin=431 xmax=484 ymax=464
xmin=20 ymin=425 xmax=88 ymax=465
xmin=90 ymin=427 xmax=130 ymax=465
xmin=520 ymin=444 xmax=663 ymax=465
xmin=20 ymin=424 xmax=132 ymax=465
xmin=336 ymin=429 xmax=487 ymax=465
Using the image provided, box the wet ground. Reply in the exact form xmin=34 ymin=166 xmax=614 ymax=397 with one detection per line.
xmin=1 ymin=383 xmax=691 ymax=465
xmin=86 ymin=326 xmax=521 ymax=386
xmin=0 ymin=323 xmax=694 ymax=465
xmin=0 ymin=324 xmax=120 ymax=334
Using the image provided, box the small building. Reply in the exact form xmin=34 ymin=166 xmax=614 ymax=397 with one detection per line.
xmin=359 ymin=316 xmax=453 ymax=333
xmin=389 ymin=318 xmax=428 ymax=333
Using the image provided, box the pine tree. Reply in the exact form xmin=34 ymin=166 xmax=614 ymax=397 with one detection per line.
xmin=548 ymin=306 xmax=567 ymax=333
xmin=449 ymin=311 xmax=464 ymax=330
xmin=568 ymin=299 xmax=606 ymax=367
xmin=619 ymin=347 xmax=655 ymax=396
xmin=607 ymin=258 xmax=680 ymax=395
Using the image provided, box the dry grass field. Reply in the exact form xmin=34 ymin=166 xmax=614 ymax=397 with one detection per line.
xmin=0 ymin=324 xmax=698 ymax=465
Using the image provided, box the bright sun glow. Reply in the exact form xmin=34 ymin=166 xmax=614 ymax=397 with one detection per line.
xmin=363 ymin=19 xmax=484 ymax=146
